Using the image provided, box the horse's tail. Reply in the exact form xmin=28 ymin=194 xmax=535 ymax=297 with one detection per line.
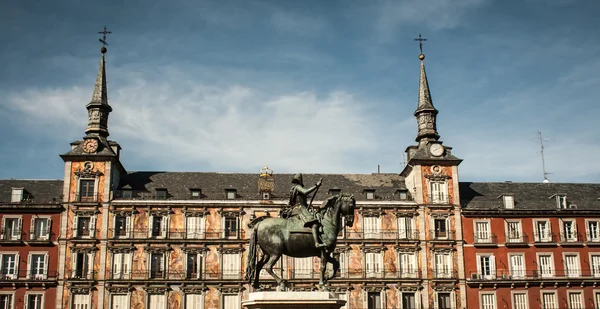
xmin=244 ymin=223 xmax=259 ymax=283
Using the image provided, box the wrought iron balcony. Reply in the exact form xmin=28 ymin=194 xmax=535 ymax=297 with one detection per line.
xmin=473 ymin=234 xmax=498 ymax=246
xmin=0 ymin=270 xmax=58 ymax=281
xmin=560 ymin=232 xmax=584 ymax=244
xmin=533 ymin=232 xmax=557 ymax=245
xmin=429 ymin=230 xmax=456 ymax=241
xmin=0 ymin=228 xmax=22 ymax=242
xmin=432 ymin=270 xmax=458 ymax=279
xmin=28 ymin=228 xmax=52 ymax=242
xmin=467 ymin=269 xmax=600 ymax=281
xmin=505 ymin=234 xmax=529 ymax=246
xmin=343 ymin=229 xmax=420 ymax=241
xmin=74 ymin=192 xmax=98 ymax=203
xmin=107 ymin=228 xmax=245 ymax=240
xmin=68 ymin=270 xmax=96 ymax=280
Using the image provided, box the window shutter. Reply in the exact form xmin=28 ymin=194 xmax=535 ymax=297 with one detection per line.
xmin=30 ymin=217 xmax=35 ymax=238
xmin=113 ymin=253 xmax=122 ymax=278
xmin=125 ymin=216 xmax=131 ymax=238
xmin=73 ymin=216 xmax=79 ymax=238
xmin=161 ymin=217 xmax=168 ymax=238
xmin=199 ymin=217 xmax=206 ymax=239
xmin=24 ymin=294 xmax=29 ymax=309
xmin=148 ymin=215 xmax=154 ymax=238
xmin=0 ymin=218 xmax=5 ymax=240
xmin=398 ymin=217 xmax=406 ymax=239
xmin=490 ymin=255 xmax=496 ymax=278
xmin=17 ymin=217 xmax=23 ymax=239
xmin=87 ymin=253 xmax=94 ymax=279
xmin=43 ymin=254 xmax=49 ymax=279
xmin=26 ymin=254 xmax=32 ymax=279
xmin=15 ymin=254 xmax=20 ymax=278
xmin=71 ymin=253 xmax=77 ymax=278
xmin=46 ymin=218 xmax=52 ymax=240
xmin=90 ymin=217 xmax=96 ymax=238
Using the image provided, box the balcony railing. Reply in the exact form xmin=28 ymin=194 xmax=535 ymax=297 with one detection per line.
xmin=533 ymin=233 xmax=557 ymax=244
xmin=560 ymin=232 xmax=584 ymax=244
xmin=28 ymin=229 xmax=52 ymax=242
xmin=343 ymin=229 xmax=419 ymax=241
xmin=473 ymin=234 xmax=498 ymax=245
xmin=505 ymin=234 xmax=529 ymax=245
xmin=70 ymin=228 xmax=98 ymax=239
xmin=106 ymin=270 xmax=239 ymax=280
xmin=68 ymin=270 xmax=96 ymax=280
xmin=586 ymin=233 xmax=600 ymax=244
xmin=0 ymin=270 xmax=58 ymax=281
xmin=74 ymin=192 xmax=98 ymax=203
xmin=432 ymin=270 xmax=458 ymax=279
xmin=107 ymin=228 xmax=245 ymax=240
xmin=0 ymin=228 xmax=22 ymax=241
xmin=429 ymin=195 xmax=449 ymax=204
xmin=429 ymin=230 xmax=456 ymax=241
xmin=468 ymin=269 xmax=600 ymax=281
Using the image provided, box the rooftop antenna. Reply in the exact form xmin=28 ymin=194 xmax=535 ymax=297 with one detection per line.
xmin=532 ymin=130 xmax=553 ymax=183
xmin=400 ymin=153 xmax=407 ymax=170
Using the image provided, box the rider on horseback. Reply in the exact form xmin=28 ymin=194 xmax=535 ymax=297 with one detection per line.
xmin=288 ymin=173 xmax=326 ymax=249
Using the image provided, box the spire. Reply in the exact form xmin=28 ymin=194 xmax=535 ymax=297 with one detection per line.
xmin=85 ymin=27 xmax=113 ymax=138
xmin=413 ymin=34 xmax=439 ymax=143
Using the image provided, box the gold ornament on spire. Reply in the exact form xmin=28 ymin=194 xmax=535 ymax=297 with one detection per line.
xmin=258 ymin=164 xmax=274 ymax=193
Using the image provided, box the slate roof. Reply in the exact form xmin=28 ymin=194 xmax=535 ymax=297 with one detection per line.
xmin=460 ymin=182 xmax=600 ymax=210
xmin=117 ymin=172 xmax=408 ymax=201
xmin=0 ymin=180 xmax=63 ymax=204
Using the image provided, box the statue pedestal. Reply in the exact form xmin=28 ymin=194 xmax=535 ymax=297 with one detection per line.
xmin=242 ymin=291 xmax=346 ymax=309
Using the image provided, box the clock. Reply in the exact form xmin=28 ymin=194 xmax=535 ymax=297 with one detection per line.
xmin=82 ymin=139 xmax=98 ymax=153
xmin=429 ymin=143 xmax=444 ymax=157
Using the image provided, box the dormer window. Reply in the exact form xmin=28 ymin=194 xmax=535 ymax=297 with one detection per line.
xmin=555 ymin=194 xmax=567 ymax=209
xmin=364 ymin=189 xmax=375 ymax=200
xmin=226 ymin=189 xmax=237 ymax=200
xmin=397 ymin=190 xmax=409 ymax=201
xmin=121 ymin=190 xmax=132 ymax=199
xmin=156 ymin=189 xmax=168 ymax=200
xmin=11 ymin=188 xmax=24 ymax=203
xmin=501 ymin=194 xmax=514 ymax=209
xmin=190 ymin=189 xmax=202 ymax=200
xmin=328 ymin=188 xmax=341 ymax=196
xmin=262 ymin=192 xmax=271 ymax=200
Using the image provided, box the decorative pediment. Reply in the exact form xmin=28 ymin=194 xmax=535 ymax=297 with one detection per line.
xmin=183 ymin=208 xmax=210 ymax=217
xmin=107 ymin=286 xmax=134 ymax=293
xmin=181 ymin=284 xmax=208 ymax=294
xmin=72 ymin=209 xmax=99 ymax=216
xmin=148 ymin=208 xmax=173 ymax=216
xmin=334 ymin=246 xmax=352 ymax=253
xmin=69 ymin=286 xmax=93 ymax=294
xmin=108 ymin=245 xmax=136 ymax=253
xmin=429 ymin=211 xmax=451 ymax=218
xmin=429 ymin=245 xmax=455 ymax=253
xmin=393 ymin=210 xmax=417 ymax=217
xmin=359 ymin=207 xmax=385 ymax=217
xmin=217 ymin=246 xmax=244 ymax=254
xmin=362 ymin=285 xmax=387 ymax=292
xmin=109 ymin=208 xmax=137 ymax=216
xmin=218 ymin=208 xmax=245 ymax=217
xmin=69 ymin=245 xmax=98 ymax=253
xmin=216 ymin=284 xmax=244 ymax=293
xmin=144 ymin=285 xmax=170 ymax=294
xmin=395 ymin=284 xmax=422 ymax=292
xmin=74 ymin=162 xmax=103 ymax=179
xmin=143 ymin=245 xmax=172 ymax=254
xmin=394 ymin=244 xmax=419 ymax=252
xmin=432 ymin=284 xmax=456 ymax=291
xmin=424 ymin=174 xmax=451 ymax=181
xmin=182 ymin=246 xmax=209 ymax=254
xmin=361 ymin=246 xmax=386 ymax=253
xmin=288 ymin=286 xmax=318 ymax=292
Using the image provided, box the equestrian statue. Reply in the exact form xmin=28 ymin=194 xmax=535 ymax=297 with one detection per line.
xmin=245 ymin=174 xmax=356 ymax=291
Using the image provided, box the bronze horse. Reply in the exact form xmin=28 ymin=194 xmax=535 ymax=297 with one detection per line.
xmin=245 ymin=194 xmax=356 ymax=290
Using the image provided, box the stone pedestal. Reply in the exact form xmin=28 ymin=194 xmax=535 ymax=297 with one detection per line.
xmin=242 ymin=291 xmax=346 ymax=309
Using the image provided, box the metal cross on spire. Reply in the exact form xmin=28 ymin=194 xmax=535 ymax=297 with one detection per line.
xmin=98 ymin=26 xmax=112 ymax=47
xmin=414 ymin=33 xmax=427 ymax=54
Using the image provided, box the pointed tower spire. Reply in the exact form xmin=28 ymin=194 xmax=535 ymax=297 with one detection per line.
xmin=413 ymin=34 xmax=439 ymax=144
xmin=85 ymin=27 xmax=113 ymax=138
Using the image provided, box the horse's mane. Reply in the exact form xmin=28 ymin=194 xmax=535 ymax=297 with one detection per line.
xmin=317 ymin=194 xmax=352 ymax=215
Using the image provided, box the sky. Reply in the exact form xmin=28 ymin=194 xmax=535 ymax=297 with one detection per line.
xmin=0 ymin=0 xmax=599 ymax=183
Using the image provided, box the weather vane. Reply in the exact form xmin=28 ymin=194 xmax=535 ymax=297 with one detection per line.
xmin=414 ymin=33 xmax=427 ymax=54
xmin=98 ymin=26 xmax=112 ymax=48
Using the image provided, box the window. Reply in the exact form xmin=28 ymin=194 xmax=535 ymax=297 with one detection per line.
xmin=506 ymin=221 xmax=522 ymax=243
xmin=111 ymin=294 xmax=128 ymax=309
xmin=74 ymin=216 xmax=95 ymax=238
xmin=221 ymin=253 xmax=241 ymax=279
xmin=398 ymin=252 xmax=417 ymax=278
xmin=477 ymin=255 xmax=496 ymax=279
xmin=588 ymin=220 xmax=600 ymax=242
xmin=363 ymin=217 xmax=381 ymax=239
xmin=338 ymin=291 xmax=349 ymax=309
xmin=365 ymin=190 xmax=375 ymax=200
xmin=365 ymin=252 xmax=382 ymax=278
xmin=226 ymin=189 xmax=236 ymax=200
xmin=433 ymin=218 xmax=448 ymax=239
xmin=557 ymin=195 xmax=567 ymax=209
xmin=186 ymin=253 xmax=202 ymax=279
xmin=0 ymin=295 xmax=12 ymax=309
xmin=262 ymin=192 xmax=270 ymax=200
xmin=336 ymin=252 xmax=348 ymax=278
xmin=185 ymin=294 xmax=203 ymax=309
xmin=121 ymin=190 xmax=132 ymax=199
xmin=28 ymin=253 xmax=48 ymax=279
xmin=542 ymin=292 xmax=557 ymax=309
xmin=149 ymin=253 xmax=165 ymax=279
xmin=1 ymin=217 xmax=21 ymax=241
xmin=294 ymin=257 xmax=313 ymax=279
xmin=0 ymin=254 xmax=18 ymax=279
xmin=156 ymin=189 xmax=167 ymax=200
xmin=569 ymin=292 xmax=583 ymax=309
xmin=430 ymin=181 xmax=447 ymax=204
xmin=149 ymin=215 xmax=167 ymax=238
xmin=190 ymin=189 xmax=202 ymax=199
xmin=538 ymin=254 xmax=553 ymax=278
xmin=186 ymin=216 xmax=206 ymax=239
xmin=595 ymin=292 xmax=600 ymax=309
xmin=592 ymin=255 xmax=600 ymax=277
xmin=509 ymin=254 xmax=525 ymax=279
xmin=535 ymin=220 xmax=551 ymax=242
xmin=31 ymin=218 xmax=51 ymax=241
xmin=72 ymin=294 xmax=89 ymax=309
xmin=72 ymin=252 xmax=92 ymax=279
xmin=481 ymin=293 xmax=496 ymax=309
xmin=398 ymin=217 xmax=413 ymax=240
xmin=11 ymin=188 xmax=24 ymax=203
xmin=563 ymin=220 xmax=578 ymax=242
xmin=565 ymin=254 xmax=580 ymax=278
xmin=503 ymin=195 xmax=514 ymax=209
xmin=513 ymin=293 xmax=527 ymax=309
xmin=112 ymin=253 xmax=131 ymax=279
xmin=79 ymin=179 xmax=95 ymax=201
xmin=475 ymin=221 xmax=491 ymax=243
xmin=114 ymin=215 xmax=130 ymax=238
xmin=436 ymin=293 xmax=451 ymax=309
xmin=26 ymin=294 xmax=43 ymax=309
xmin=148 ymin=294 xmax=166 ymax=309
xmin=401 ymin=292 xmax=418 ymax=309
xmin=434 ymin=253 xmax=452 ymax=278
xmin=329 ymin=189 xmax=341 ymax=196
xmin=398 ymin=190 xmax=409 ymax=201
xmin=367 ymin=292 xmax=381 ymax=309
xmin=224 ymin=217 xmax=238 ymax=238
xmin=222 ymin=294 xmax=239 ymax=309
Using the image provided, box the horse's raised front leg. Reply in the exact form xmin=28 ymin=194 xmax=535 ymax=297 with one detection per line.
xmin=253 ymin=253 xmax=269 ymax=290
xmin=326 ymin=253 xmax=340 ymax=281
xmin=264 ymin=254 xmax=285 ymax=291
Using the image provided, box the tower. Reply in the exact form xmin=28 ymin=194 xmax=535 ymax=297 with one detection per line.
xmin=56 ymin=30 xmax=126 ymax=309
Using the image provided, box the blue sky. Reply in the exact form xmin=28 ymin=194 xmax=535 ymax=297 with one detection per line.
xmin=1 ymin=0 xmax=599 ymax=183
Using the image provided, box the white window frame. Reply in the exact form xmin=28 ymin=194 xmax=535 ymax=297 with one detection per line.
xmin=225 ymin=190 xmax=236 ymax=200
xmin=27 ymin=252 xmax=48 ymax=280
xmin=511 ymin=291 xmax=528 ymax=309
xmin=11 ymin=188 xmax=24 ymax=203
xmin=148 ymin=215 xmax=168 ymax=239
xmin=221 ymin=252 xmax=241 ymax=280
xmin=72 ymin=293 xmax=90 ymax=309
xmin=502 ymin=195 xmax=515 ymax=209
xmin=112 ymin=252 xmax=132 ymax=279
xmin=434 ymin=291 xmax=455 ymax=309
xmin=429 ymin=181 xmax=448 ymax=204
xmin=432 ymin=217 xmax=450 ymax=240
xmin=587 ymin=220 xmax=600 ymax=242
xmin=568 ymin=291 xmax=584 ymax=309
xmin=113 ymin=215 xmax=131 ymax=239
xmin=364 ymin=251 xmax=383 ymax=278
xmin=561 ymin=219 xmax=578 ymax=242
xmin=186 ymin=216 xmax=206 ymax=239
xmin=434 ymin=252 xmax=452 ymax=278
xmin=221 ymin=293 xmax=240 ymax=309
xmin=506 ymin=220 xmax=523 ymax=243
xmin=109 ymin=293 xmax=130 ymax=309
xmin=591 ymin=254 xmax=600 ymax=278
xmin=73 ymin=215 xmax=96 ymax=239
xmin=184 ymin=293 xmax=204 ymax=309
xmin=399 ymin=291 xmax=420 ymax=309
xmin=540 ymin=291 xmax=557 ymax=309
xmin=557 ymin=195 xmax=567 ymax=209
xmin=222 ymin=216 xmax=239 ymax=239
xmin=1 ymin=216 xmax=22 ymax=241
xmin=564 ymin=253 xmax=580 ymax=278
xmin=594 ymin=290 xmax=600 ymax=309
xmin=185 ymin=252 xmax=204 ymax=280
xmin=397 ymin=216 xmax=414 ymax=240
xmin=474 ymin=220 xmax=491 ymax=243
xmin=398 ymin=252 xmax=417 ymax=278
xmin=293 ymin=257 xmax=313 ymax=279
xmin=476 ymin=254 xmax=496 ymax=280
xmin=0 ymin=253 xmax=19 ymax=280
xmin=147 ymin=293 xmax=167 ymax=309
xmin=365 ymin=290 xmax=384 ymax=309
xmin=534 ymin=219 xmax=552 ymax=242
xmin=480 ymin=292 xmax=496 ymax=309
xmin=30 ymin=217 xmax=51 ymax=241
xmin=148 ymin=252 xmax=166 ymax=279
xmin=363 ymin=216 xmax=381 ymax=239
xmin=71 ymin=251 xmax=93 ymax=279
xmin=365 ymin=191 xmax=375 ymax=200
xmin=537 ymin=253 xmax=554 ymax=278
xmin=508 ymin=253 xmax=526 ymax=279
xmin=24 ymin=293 xmax=44 ymax=309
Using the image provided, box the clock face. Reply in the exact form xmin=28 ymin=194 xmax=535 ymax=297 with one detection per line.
xmin=430 ymin=143 xmax=444 ymax=157
xmin=83 ymin=139 xmax=98 ymax=153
